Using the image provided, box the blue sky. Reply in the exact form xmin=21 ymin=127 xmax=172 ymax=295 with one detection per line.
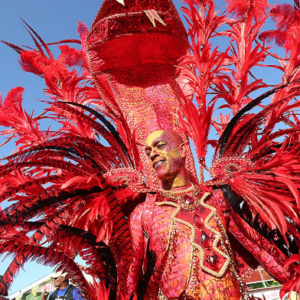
xmin=0 ymin=0 xmax=294 ymax=295
xmin=0 ymin=2 xmax=112 ymax=294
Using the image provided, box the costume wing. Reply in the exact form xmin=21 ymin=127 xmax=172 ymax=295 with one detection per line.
xmin=0 ymin=21 xmax=147 ymax=300
xmin=176 ymin=0 xmax=300 ymax=295
xmin=210 ymin=84 xmax=300 ymax=242
xmin=208 ymin=86 xmax=300 ymax=295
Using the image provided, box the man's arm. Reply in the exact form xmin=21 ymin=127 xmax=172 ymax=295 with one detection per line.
xmin=229 ymin=209 xmax=291 ymax=283
xmin=42 ymin=289 xmax=54 ymax=300
xmin=126 ymin=202 xmax=145 ymax=296
xmin=211 ymin=189 xmax=291 ymax=283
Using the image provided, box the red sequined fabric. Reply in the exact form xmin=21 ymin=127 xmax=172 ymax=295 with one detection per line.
xmin=128 ymin=188 xmax=290 ymax=299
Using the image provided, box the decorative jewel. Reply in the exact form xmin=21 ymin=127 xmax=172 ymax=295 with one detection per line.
xmin=201 ymin=232 xmax=207 ymax=243
xmin=157 ymin=184 xmax=202 ymax=210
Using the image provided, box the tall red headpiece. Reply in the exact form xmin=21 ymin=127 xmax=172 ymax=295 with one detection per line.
xmin=87 ymin=0 xmax=187 ymax=70
xmin=86 ymin=0 xmax=197 ymax=185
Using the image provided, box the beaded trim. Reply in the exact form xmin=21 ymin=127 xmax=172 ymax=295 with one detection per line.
xmin=104 ymin=168 xmax=144 ymax=185
xmin=103 ymin=167 xmax=153 ymax=193
xmin=156 ymin=192 xmax=231 ymax=278
xmin=156 ymin=184 xmax=202 ymax=210
xmin=198 ymin=197 xmax=231 ymax=277
xmin=214 ymin=214 xmax=250 ymax=300
xmin=157 ymin=183 xmax=195 ymax=194
xmin=157 ymin=288 xmax=168 ymax=300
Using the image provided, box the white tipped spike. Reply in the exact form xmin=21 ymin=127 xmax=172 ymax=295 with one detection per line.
xmin=116 ymin=0 xmax=125 ymax=5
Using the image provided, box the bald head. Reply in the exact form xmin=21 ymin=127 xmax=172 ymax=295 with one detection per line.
xmin=145 ymin=130 xmax=188 ymax=189
xmin=145 ymin=130 xmax=183 ymax=148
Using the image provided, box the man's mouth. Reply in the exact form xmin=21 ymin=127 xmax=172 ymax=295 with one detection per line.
xmin=153 ymin=160 xmax=165 ymax=169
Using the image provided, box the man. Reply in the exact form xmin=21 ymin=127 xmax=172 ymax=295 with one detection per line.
xmin=128 ymin=130 xmax=289 ymax=299
xmin=42 ymin=272 xmax=84 ymax=300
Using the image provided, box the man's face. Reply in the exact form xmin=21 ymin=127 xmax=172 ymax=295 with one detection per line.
xmin=53 ymin=276 xmax=65 ymax=288
xmin=145 ymin=130 xmax=186 ymax=182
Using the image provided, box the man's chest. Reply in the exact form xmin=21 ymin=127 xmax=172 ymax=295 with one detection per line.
xmin=146 ymin=193 xmax=231 ymax=277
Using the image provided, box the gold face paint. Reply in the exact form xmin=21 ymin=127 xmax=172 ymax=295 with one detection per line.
xmin=172 ymin=176 xmax=186 ymax=187
xmin=145 ymin=130 xmax=188 ymax=189
xmin=145 ymin=130 xmax=164 ymax=147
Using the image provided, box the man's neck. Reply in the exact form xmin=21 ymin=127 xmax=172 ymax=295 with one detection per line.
xmin=162 ymin=175 xmax=190 ymax=191
xmin=59 ymin=283 xmax=69 ymax=290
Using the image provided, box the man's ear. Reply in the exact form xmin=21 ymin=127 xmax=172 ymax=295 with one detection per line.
xmin=180 ymin=143 xmax=187 ymax=158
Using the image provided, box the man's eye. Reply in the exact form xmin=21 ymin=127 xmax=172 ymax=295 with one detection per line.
xmin=146 ymin=151 xmax=151 ymax=156
xmin=157 ymin=143 xmax=165 ymax=149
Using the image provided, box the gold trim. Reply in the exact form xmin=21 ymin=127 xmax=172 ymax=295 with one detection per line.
xmin=198 ymin=195 xmax=231 ymax=277
xmin=157 ymin=185 xmax=202 ymax=210
xmin=156 ymin=192 xmax=231 ymax=279
xmin=157 ymin=183 xmax=195 ymax=194
xmin=158 ymin=288 xmax=169 ymax=299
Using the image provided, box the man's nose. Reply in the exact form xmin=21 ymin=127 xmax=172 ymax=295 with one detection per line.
xmin=150 ymin=150 xmax=159 ymax=161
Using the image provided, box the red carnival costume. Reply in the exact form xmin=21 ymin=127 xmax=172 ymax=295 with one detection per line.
xmin=1 ymin=0 xmax=300 ymax=299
